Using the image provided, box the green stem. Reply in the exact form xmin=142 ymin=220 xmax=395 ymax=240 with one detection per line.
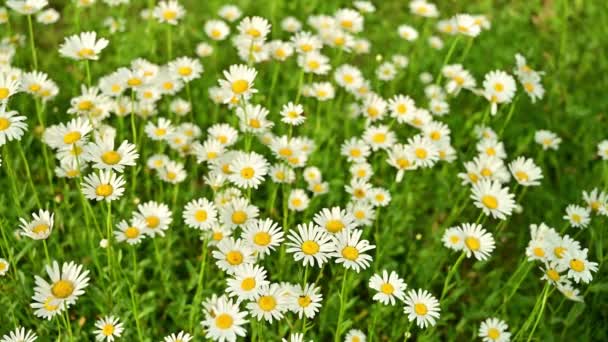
xmin=189 ymin=238 xmax=209 ymax=331
xmin=435 ymin=35 xmax=461 ymax=86
xmin=440 ymin=251 xmax=466 ymax=300
xmin=27 ymin=14 xmax=38 ymax=69
xmin=334 ymin=269 xmax=349 ymax=342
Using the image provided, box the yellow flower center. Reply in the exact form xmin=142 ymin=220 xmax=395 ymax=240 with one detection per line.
xmin=178 ymin=66 xmax=193 ymax=76
xmin=215 ymin=313 xmax=233 ymax=329
xmin=298 ymin=295 xmax=312 ymax=307
xmin=102 ymin=324 xmax=115 ymax=336
xmin=231 ymin=79 xmax=249 ymax=94
xmin=291 ymin=198 xmax=303 ymax=207
xmin=487 ymin=328 xmax=500 ymax=340
xmin=0 ymin=88 xmax=9 ymax=100
xmin=77 ymin=48 xmax=95 ymax=58
xmin=63 ymin=131 xmax=82 ymax=144
xmin=246 ymin=28 xmax=261 ymax=38
xmin=226 ymin=250 xmax=244 ymax=265
xmin=515 ymin=171 xmax=529 ymax=182
xmin=571 ymin=214 xmax=581 ymax=223
xmin=146 ymin=216 xmax=160 ymax=229
xmin=32 ymin=224 xmax=50 ymax=235
xmin=101 ymin=151 xmax=121 ymax=165
xmin=554 ymin=246 xmax=566 ymax=259
xmin=341 ymin=246 xmax=359 ymax=261
xmin=415 ymin=148 xmax=428 ymax=159
xmin=430 ymin=131 xmax=441 ymax=140
xmin=248 ymin=118 xmax=261 ymax=128
xmin=211 ymin=29 xmax=222 ymax=38
xmin=533 ymin=247 xmax=545 ymax=257
xmin=231 ymin=211 xmax=247 ymax=224
xmin=241 ymin=277 xmax=256 ymax=291
xmin=414 ymin=303 xmax=428 ymax=315
xmin=253 ymin=232 xmax=271 ymax=246
xmin=326 ymin=220 xmax=345 ymax=233
xmin=194 ymin=210 xmax=208 ymax=222
xmin=465 ymin=236 xmax=480 ymax=251
xmin=450 ymin=235 xmax=460 ymax=244
xmin=494 ymin=83 xmax=504 ymax=92
xmin=546 ymin=269 xmax=560 ymax=281
xmin=0 ymin=118 xmax=10 ymax=132
xmin=481 ymin=195 xmax=498 ymax=209
xmin=95 ymin=184 xmax=114 ymax=197
xmin=163 ymin=10 xmax=177 ymax=20
xmin=240 ymin=167 xmax=255 ymax=179
xmin=372 ymin=133 xmax=386 ymax=143
xmin=570 ymin=259 xmax=585 ymax=272
xmin=301 ymin=240 xmax=320 ymax=255
xmin=307 ymin=60 xmax=320 ymax=70
xmin=51 ymin=280 xmax=75 ymax=299
xmin=367 ymin=107 xmax=379 ymax=118
xmin=125 ymin=227 xmax=140 ymax=239
xmin=258 ymin=295 xmax=276 ymax=311
xmin=341 ymin=20 xmax=353 ymax=28
xmin=381 ymin=283 xmax=395 ymax=294
xmin=212 ymin=231 xmax=223 ymax=241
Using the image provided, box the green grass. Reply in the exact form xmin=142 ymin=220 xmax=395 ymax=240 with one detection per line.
xmin=1 ymin=0 xmax=607 ymax=341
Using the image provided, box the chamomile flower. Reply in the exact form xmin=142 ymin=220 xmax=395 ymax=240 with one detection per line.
xmin=482 ymin=70 xmax=517 ymax=115
xmin=226 ymin=264 xmax=269 ymax=301
xmin=213 ymin=238 xmax=256 ymax=274
xmin=247 ymin=283 xmax=289 ymax=322
xmin=556 ymin=282 xmax=584 ymax=302
xmin=540 ymin=260 xmax=568 ymax=285
xmin=153 ymin=0 xmax=184 ymax=25
xmin=409 ymin=0 xmax=439 ymax=18
xmin=369 ymin=188 xmax=391 ymax=207
xmin=563 ymin=205 xmax=591 ymax=229
xmin=0 ymin=72 xmax=20 ymax=103
xmin=236 ymin=103 xmax=273 ymax=134
xmin=0 ymin=327 xmax=37 ymax=342
xmin=314 ymin=207 xmax=356 ymax=235
xmin=286 ymin=222 xmax=334 ymax=268
xmin=228 ymin=152 xmax=268 ymax=189
xmin=288 ymin=189 xmax=310 ymax=212
xmin=403 ymin=288 xmax=440 ymax=329
xmin=350 ymin=162 xmax=373 ymax=182
xmin=114 ymin=218 xmax=147 ymax=245
xmin=0 ymin=258 xmax=9 ymax=276
xmin=169 ymin=56 xmax=203 ymax=82
xmin=442 ymin=226 xmax=464 ymax=251
xmin=158 ymin=160 xmax=187 ymax=184
xmin=347 ymin=201 xmax=375 ymax=228
xmin=134 ymin=201 xmax=173 ymax=237
xmin=43 ymin=117 xmax=92 ymax=150
xmin=369 ymin=270 xmax=407 ymax=305
xmin=292 ymin=31 xmax=323 ymax=54
xmin=387 ymin=144 xmax=417 ymax=182
xmin=363 ymin=125 xmax=396 ymax=151
xmin=298 ymin=51 xmax=331 ymax=75
xmin=407 ymin=135 xmax=439 ymax=168
xmin=59 ymin=31 xmax=109 ymax=60
xmin=269 ymin=40 xmax=294 ymax=61
xmin=344 ymin=329 xmax=366 ymax=342
xmin=32 ymin=260 xmax=90 ymax=310
xmin=398 ymin=25 xmax=419 ymax=41
xmin=288 ymin=283 xmax=323 ymax=319
xmin=242 ymin=218 xmax=284 ymax=258
xmin=478 ymin=318 xmax=511 ymax=342
xmin=280 ymin=102 xmax=305 ymax=126
xmin=82 ymin=170 xmax=126 ymax=202
xmin=205 ymin=19 xmax=230 ymax=40
xmin=331 ymin=228 xmax=375 ymax=272
xmin=454 ymin=14 xmax=481 ymax=37
xmin=519 ymin=73 xmax=545 ymax=103
xmin=202 ymin=296 xmax=248 ymax=342
xmin=6 ymin=0 xmax=47 ymax=15
xmin=281 ymin=16 xmax=302 ymax=32
xmin=508 ymin=156 xmax=542 ymax=186
xmin=471 ymin=180 xmax=516 ymax=220
xmin=219 ymin=64 xmax=258 ymax=102
xmin=269 ymin=164 xmax=295 ymax=184
xmin=94 ymin=316 xmax=123 ymax=342
xmin=0 ymin=108 xmax=27 ymax=146
xmin=238 ymin=16 xmax=271 ymax=41
xmin=163 ymin=331 xmax=193 ymax=342
xmin=84 ymin=139 xmax=138 ymax=173
xmin=563 ymin=248 xmax=598 ymax=284
xmin=218 ymin=4 xmax=242 ymax=22
xmin=19 ymin=209 xmax=54 ymax=240
xmin=459 ymin=223 xmax=495 ymax=260
xmin=582 ymin=188 xmax=606 ymax=213
xmin=477 ymin=138 xmax=507 ymax=160
xmin=183 ymin=198 xmax=218 ymax=231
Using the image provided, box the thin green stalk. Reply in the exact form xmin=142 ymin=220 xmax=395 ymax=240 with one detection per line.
xmin=440 ymin=251 xmax=466 ymax=301
xmin=17 ymin=143 xmax=41 ymax=207
xmin=166 ymin=25 xmax=173 ymax=60
xmin=84 ymin=59 xmax=92 ymax=87
xmin=334 ymin=269 xmax=349 ymax=342
xmin=27 ymin=14 xmax=38 ymax=69
xmin=189 ymin=237 xmax=209 ymax=331
xmin=435 ymin=35 xmax=461 ymax=86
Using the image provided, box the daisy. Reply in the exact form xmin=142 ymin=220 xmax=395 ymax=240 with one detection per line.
xmin=218 ymin=4 xmax=242 ymax=22
xmin=134 ymin=201 xmax=173 ymax=237
xmin=363 ymin=125 xmax=396 ymax=151
xmin=298 ymin=51 xmax=331 ymax=75
xmin=556 ymin=282 xmax=584 ymax=302
xmin=242 ymin=218 xmax=284 ymax=258
xmin=314 ymin=207 xmax=356 ymax=235
xmin=6 ymin=0 xmax=47 ymax=15
xmin=163 ymin=331 xmax=193 ymax=342
xmin=288 ymin=283 xmax=323 ymax=319
xmin=334 ymin=64 xmax=364 ymax=91
xmin=508 ymin=156 xmax=542 ymax=186
xmin=158 ymin=160 xmax=187 ymax=184
xmin=226 ymin=264 xmax=269 ymax=301
xmin=477 ymin=138 xmax=508 ymax=160
xmin=369 ymin=188 xmax=391 ymax=207
xmin=345 ymin=178 xmax=372 ymax=202
xmin=519 ymin=73 xmax=545 ymax=103
xmin=309 ymin=181 xmax=329 ymax=196
xmin=347 ymin=201 xmax=375 ymax=228
xmin=32 ymin=261 xmax=90 ymax=310
xmin=350 ymin=162 xmax=373 ymax=182
xmin=269 ymin=164 xmax=296 ymax=184
xmin=478 ymin=317 xmax=511 ymax=342
xmin=208 ymin=123 xmax=239 ymax=147
xmin=212 ymin=238 xmax=255 ymax=274
xmin=153 ymin=0 xmax=185 ymax=25
xmin=482 ymin=70 xmax=517 ymax=115
xmin=310 ymin=81 xmax=335 ymax=101
xmin=361 ymin=94 xmax=387 ymax=122
xmin=403 ymin=289 xmax=441 ymax=329
xmin=0 ymin=108 xmax=27 ymax=146
xmin=471 ymin=180 xmax=516 ymax=220
xmin=0 ymin=72 xmax=20 ymax=103
xmin=582 ymin=188 xmax=606 ymax=213
xmin=168 ymin=56 xmax=203 ymax=82
xmin=205 ymin=19 xmax=230 ymax=40
xmin=398 ymin=24 xmax=418 ymax=41
xmin=281 ymin=16 xmax=302 ymax=32
xmin=147 ymin=154 xmax=170 ymax=171
xmin=94 ymin=316 xmax=123 ymax=342
xmin=247 ymin=283 xmax=289 ymax=322
xmin=235 ymin=103 xmax=273 ymax=133
xmin=407 ymin=134 xmax=439 ymax=168
xmin=344 ymin=329 xmax=366 ymax=342
xmin=459 ymin=223 xmax=495 ymax=261
xmin=292 ymin=31 xmax=322 ymax=54
xmin=286 ymin=222 xmax=334 ymax=268
xmin=455 ymin=14 xmax=481 ymax=37
xmin=237 ymin=16 xmax=271 ymax=41
xmin=0 ymin=258 xmax=9 ymax=276
xmin=228 ymin=152 xmax=268 ymax=189
xmin=280 ymin=102 xmax=306 ymax=126
xmin=82 ymin=170 xmax=126 ymax=202
xmin=114 ymin=218 xmax=147 ymax=245
xmin=269 ymin=40 xmax=294 ymax=61
xmin=288 ymin=189 xmax=310 ymax=212
xmin=387 ymin=144 xmax=417 ymax=182
xmin=442 ymin=226 xmax=464 ymax=251
xmin=540 ymin=260 xmax=568 ymax=285
xmin=409 ymin=0 xmax=439 ymax=18
xmin=59 ymin=31 xmax=109 ymax=60
xmin=0 ymin=327 xmax=37 ymax=342
xmin=563 ymin=205 xmax=591 ymax=229
xmin=43 ymin=117 xmax=92 ymax=150
xmin=369 ymin=270 xmax=407 ymax=305
xmin=208 ymin=224 xmax=233 ymax=247
xmin=84 ymin=139 xmax=138 ymax=173
xmin=19 ymin=209 xmax=54 ymax=240
xmin=183 ymin=198 xmax=218 ymax=231
xmin=202 ymin=296 xmax=248 ymax=342
xmin=331 ymin=229 xmax=375 ymax=272
xmin=563 ymin=248 xmax=598 ymax=284
xmin=335 ymin=8 xmax=364 ymax=33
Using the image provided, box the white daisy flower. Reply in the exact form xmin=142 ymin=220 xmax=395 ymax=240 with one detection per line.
xmin=212 ymin=238 xmax=256 ymax=274
xmin=314 ymin=207 xmax=356 ymax=235
xmin=0 ymin=327 xmax=37 ymax=342
xmin=459 ymin=223 xmax=495 ymax=261
xmin=288 ymin=189 xmax=310 ymax=212
xmin=369 ymin=270 xmax=407 ymax=305
xmin=226 ymin=264 xmax=269 ymax=302
xmin=247 ymin=283 xmax=289 ymax=322
xmin=163 ymin=331 xmax=193 ymax=342
xmin=31 ymin=261 xmax=90 ymax=312
xmin=0 ymin=258 xmax=9 ymax=276
xmin=183 ymin=198 xmax=218 ymax=231
xmin=403 ymin=288 xmax=441 ymax=329
xmin=508 ymin=156 xmax=542 ymax=186
xmin=134 ymin=201 xmax=173 ymax=237
xmin=81 ymin=170 xmax=126 ymax=202
xmin=563 ymin=204 xmax=591 ymax=229
xmin=242 ymin=218 xmax=284 ymax=258
xmin=218 ymin=64 xmax=258 ymax=102
xmin=168 ymin=56 xmax=203 ymax=82
xmin=153 ymin=0 xmax=184 ymax=25
xmin=286 ymin=222 xmax=334 ymax=268
xmin=563 ymin=248 xmax=598 ymax=284
xmin=478 ymin=317 xmax=511 ymax=342
xmin=114 ymin=218 xmax=147 ymax=245
xmin=202 ymin=296 xmax=248 ymax=342
xmin=59 ymin=31 xmax=109 ymax=60
xmin=471 ymin=180 xmax=516 ymax=220
xmin=84 ymin=139 xmax=138 ymax=173
xmin=228 ymin=152 xmax=268 ymax=189
xmin=482 ymin=70 xmax=517 ymax=115
xmin=0 ymin=108 xmax=27 ymax=146
xmin=94 ymin=316 xmax=123 ymax=342
xmin=288 ymin=283 xmax=323 ymax=319
xmin=331 ymin=228 xmax=375 ymax=272
xmin=19 ymin=209 xmax=54 ymax=240
xmin=205 ymin=19 xmax=231 ymax=40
